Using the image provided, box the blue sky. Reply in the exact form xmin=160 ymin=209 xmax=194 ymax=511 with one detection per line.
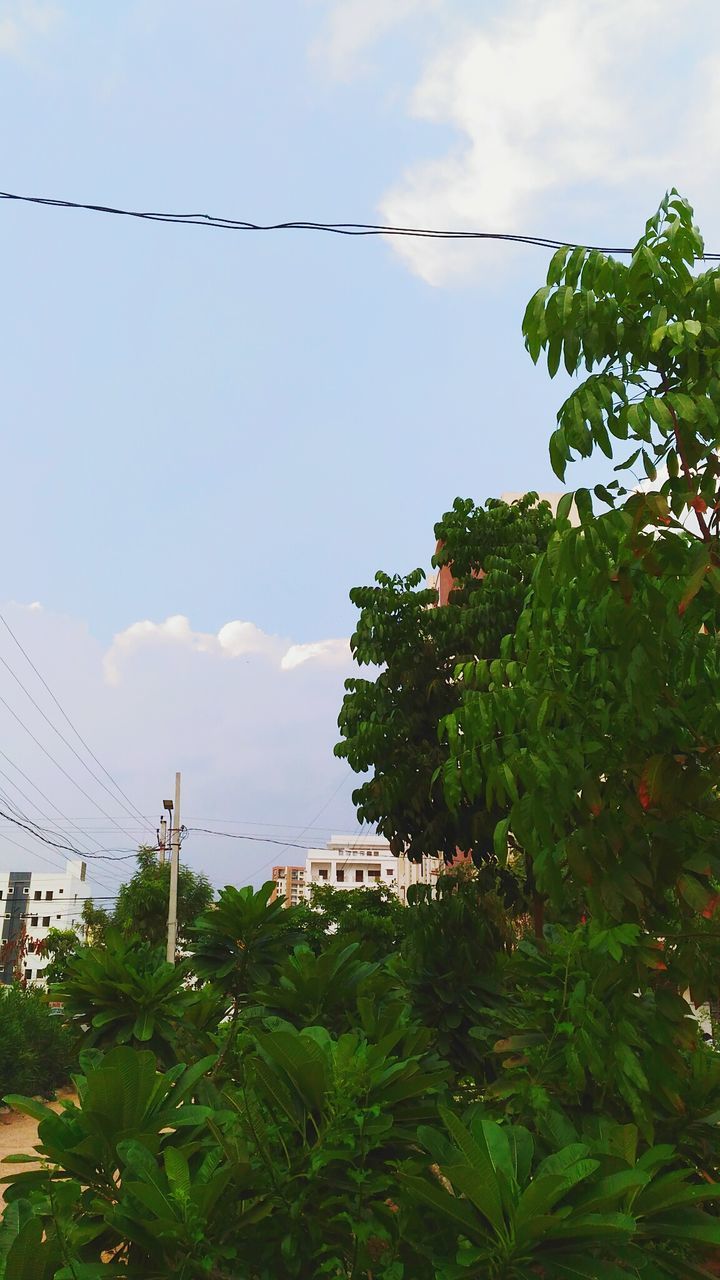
xmin=1 ymin=0 xmax=719 ymax=892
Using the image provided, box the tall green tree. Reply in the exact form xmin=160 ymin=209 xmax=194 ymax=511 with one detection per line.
xmin=303 ymin=881 xmax=409 ymax=953
xmin=444 ymin=192 xmax=720 ymax=937
xmin=113 ymin=846 xmax=214 ymax=948
xmin=81 ymin=897 xmax=111 ymax=945
xmin=336 ymin=495 xmax=554 ymax=865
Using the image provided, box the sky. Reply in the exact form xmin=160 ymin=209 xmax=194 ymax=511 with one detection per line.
xmin=1 ymin=0 xmax=719 ymax=896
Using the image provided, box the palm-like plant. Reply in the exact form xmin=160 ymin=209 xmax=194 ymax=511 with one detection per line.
xmin=2 ymin=1046 xmax=225 ymax=1277
xmin=252 ymin=938 xmax=383 ymax=1034
xmin=53 ymin=931 xmax=202 ymax=1066
xmin=401 ymin=1109 xmax=720 ymax=1277
xmin=189 ymin=883 xmax=302 ymax=1074
xmin=190 ymin=883 xmax=300 ymax=994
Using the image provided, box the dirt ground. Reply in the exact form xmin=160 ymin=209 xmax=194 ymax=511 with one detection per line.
xmin=0 ymin=1091 xmax=76 ymax=1204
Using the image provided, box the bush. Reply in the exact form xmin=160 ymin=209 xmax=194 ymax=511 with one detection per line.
xmin=0 ymin=985 xmax=75 ymax=1099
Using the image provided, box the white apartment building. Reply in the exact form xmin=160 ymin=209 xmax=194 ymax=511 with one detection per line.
xmin=0 ymin=859 xmax=89 ymax=986
xmin=302 ymin=834 xmax=439 ymax=902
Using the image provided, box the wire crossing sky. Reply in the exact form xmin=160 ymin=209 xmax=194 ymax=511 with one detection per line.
xmin=2 ymin=189 xmax=718 ymax=257
xmin=2 ymin=0 xmax=720 ymax=886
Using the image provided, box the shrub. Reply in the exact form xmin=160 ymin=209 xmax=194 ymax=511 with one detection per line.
xmin=0 ymin=985 xmax=75 ymax=1099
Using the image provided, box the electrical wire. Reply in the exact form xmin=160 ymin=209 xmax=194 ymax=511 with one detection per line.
xmin=0 ymin=749 xmax=126 ymax=875
xmin=0 ymin=636 xmax=148 ymax=838
xmin=0 ymin=612 xmax=152 ymax=834
xmin=0 ymin=821 xmax=121 ymax=894
xmin=3 ymin=189 xmax=719 ymax=257
xmin=0 ymin=688 xmax=148 ymax=839
xmin=0 ymin=806 xmax=167 ymax=862
xmin=187 ymin=827 xmax=317 ymax=851
xmin=184 ymin=817 xmax=335 ymax=832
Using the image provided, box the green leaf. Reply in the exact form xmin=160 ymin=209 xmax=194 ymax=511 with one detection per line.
xmin=678 ymin=556 xmax=708 ymax=616
xmin=439 ymin=1108 xmax=506 ymax=1235
xmin=398 ymin=1173 xmax=481 ymax=1237
xmin=493 ymin=818 xmax=511 ymax=864
xmin=2 ymin=1097 xmax=53 ymax=1124
xmin=547 ymin=246 xmax=571 ymax=286
xmin=3 ymin=1218 xmax=56 ymax=1280
xmin=164 ymin=1146 xmax=191 ymax=1196
xmin=549 ymin=434 xmax=568 ymax=481
xmin=548 ymin=336 xmax=563 ymax=378
xmin=648 ymin=397 xmax=674 ymax=434
xmin=574 ymin=488 xmax=592 ymax=524
xmin=132 ymin=1012 xmax=155 ymax=1042
xmin=556 ymin=492 xmax=574 ymax=524
xmin=614 ymin=448 xmax=641 ymax=472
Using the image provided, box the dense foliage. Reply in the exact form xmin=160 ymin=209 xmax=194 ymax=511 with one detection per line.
xmin=114 ymin=845 xmax=214 ymax=948
xmin=3 ymin=194 xmax=720 ymax=1277
xmin=300 ymin=881 xmax=410 ymax=951
xmin=0 ymin=986 xmax=75 ymax=1101
xmin=444 ymin=192 xmax=720 ymax=933
xmin=336 ymin=495 xmax=554 ymax=864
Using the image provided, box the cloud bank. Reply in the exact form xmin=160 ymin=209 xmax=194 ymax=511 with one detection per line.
xmin=317 ymin=0 xmax=720 ymax=285
xmin=0 ymin=604 xmax=356 ymax=894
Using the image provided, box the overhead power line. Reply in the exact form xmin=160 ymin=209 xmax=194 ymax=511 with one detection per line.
xmin=0 ymin=806 xmax=122 ymax=893
xmin=3 ymin=189 xmax=719 ymax=258
xmin=0 ymin=806 xmax=161 ymax=863
xmin=188 ymin=827 xmax=316 ymax=851
xmin=0 ymin=754 xmax=125 ymax=890
xmin=0 ymin=612 xmax=152 ymax=836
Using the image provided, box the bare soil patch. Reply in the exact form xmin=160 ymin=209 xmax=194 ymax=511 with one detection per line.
xmin=0 ymin=1089 xmax=77 ymax=1204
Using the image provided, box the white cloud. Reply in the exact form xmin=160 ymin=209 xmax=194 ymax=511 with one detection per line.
xmin=0 ymin=604 xmax=356 ymax=892
xmin=281 ymin=638 xmax=350 ymax=671
xmin=373 ymin=0 xmax=720 ymax=284
xmin=0 ymin=2 xmax=59 ymax=58
xmin=103 ymin=614 xmax=287 ymax=684
xmin=311 ymin=0 xmax=440 ymax=79
xmin=104 ymin=614 xmax=350 ymax=684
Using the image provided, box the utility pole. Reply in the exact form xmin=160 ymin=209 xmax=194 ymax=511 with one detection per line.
xmin=157 ymin=815 xmax=167 ymax=866
xmin=166 ymin=772 xmax=181 ymax=964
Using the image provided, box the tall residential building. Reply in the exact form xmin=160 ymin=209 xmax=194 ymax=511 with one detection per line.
xmin=301 ymin=834 xmax=439 ymax=903
xmin=271 ymin=864 xmax=306 ymax=907
xmin=0 ymin=859 xmax=89 ymax=986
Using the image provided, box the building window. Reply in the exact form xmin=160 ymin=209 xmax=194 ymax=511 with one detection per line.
xmin=58 ymin=888 xmax=64 ymax=894
xmin=34 ymin=891 xmax=41 ymax=900
xmin=45 ymin=891 xmax=53 ymax=901
xmin=30 ymin=916 xmax=38 ymax=927
xmin=22 ymin=887 xmax=29 ymax=895
xmin=42 ymin=916 xmax=50 ymax=927
xmin=24 ymin=969 xmax=32 ymax=981
xmin=367 ymin=869 xmax=380 ymax=880
xmin=336 ymin=869 xmax=344 ymax=882
xmin=3 ymin=912 xmax=9 ymax=920
xmin=7 ymin=888 xmax=13 ymax=896
xmin=384 ymin=868 xmax=394 ymax=877
xmin=355 ymin=870 xmax=363 ymax=883
xmin=56 ymin=914 xmax=61 ymax=920
xmin=318 ymin=869 xmax=328 ymax=880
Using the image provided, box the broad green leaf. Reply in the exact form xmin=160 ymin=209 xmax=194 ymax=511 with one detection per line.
xmin=164 ymin=1146 xmax=191 ymax=1196
xmin=439 ymin=1108 xmax=505 ymax=1235
xmin=132 ymin=1012 xmax=155 ymax=1042
xmin=397 ymin=1173 xmax=482 ymax=1238
xmin=547 ymin=246 xmax=571 ymax=286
